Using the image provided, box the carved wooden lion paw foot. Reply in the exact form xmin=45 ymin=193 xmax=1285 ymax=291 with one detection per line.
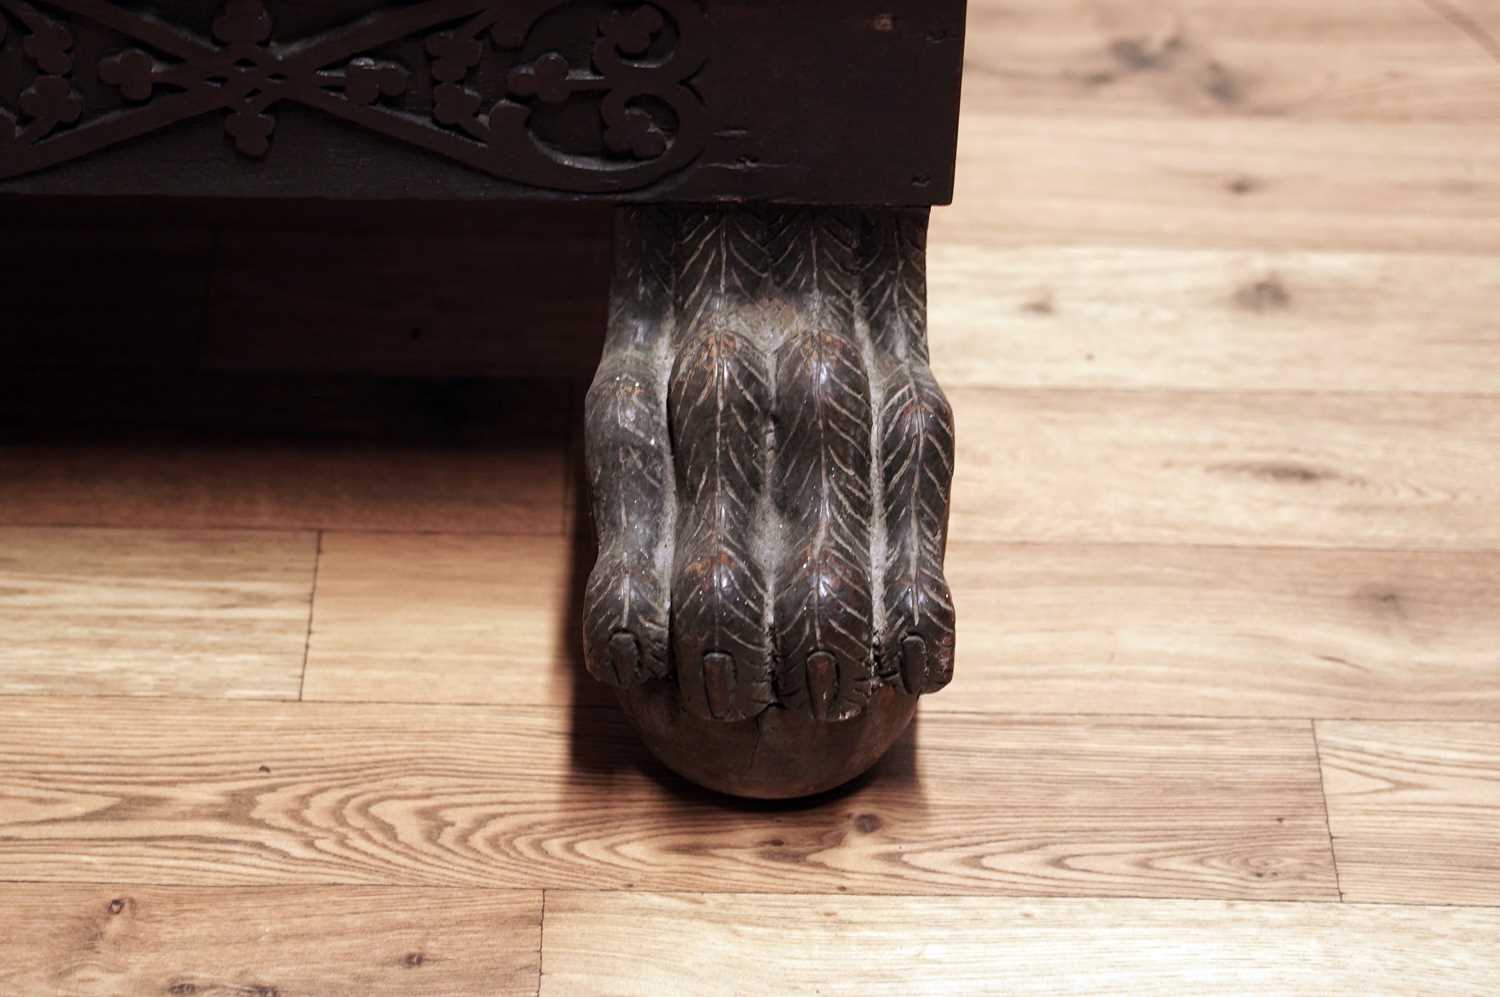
xmin=583 ymin=204 xmax=956 ymax=798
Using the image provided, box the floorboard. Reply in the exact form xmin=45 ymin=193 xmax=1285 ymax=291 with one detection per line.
xmin=948 ymin=388 xmax=1500 ymax=549
xmin=0 ymin=528 xmax=316 ymax=700
xmin=1319 ymin=721 xmax=1500 ymax=905
xmin=0 ymin=885 xmax=541 ymax=997
xmin=302 ymin=531 xmax=600 ymax=707
xmin=929 ymin=247 xmax=1500 ymax=393
xmin=0 ymin=375 xmax=570 ymax=534
xmin=0 ymin=697 xmax=1336 ymax=900
xmin=296 ymin=531 xmax=1500 ymax=722
xmin=961 ymin=0 xmax=1500 ymax=123
xmin=541 ymin=893 xmax=1500 ymax=996
xmin=941 ymin=114 xmax=1500 ymax=253
xmin=949 ymin=542 xmax=1500 ymax=720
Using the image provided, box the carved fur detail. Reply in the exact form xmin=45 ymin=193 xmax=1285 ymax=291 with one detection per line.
xmin=863 ymin=213 xmax=958 ymax=693
xmin=669 ymin=210 xmax=775 ymax=720
xmin=768 ymin=210 xmax=878 ymax=721
xmin=584 ymin=205 xmax=957 ymax=721
xmin=583 ymin=208 xmax=675 ymax=686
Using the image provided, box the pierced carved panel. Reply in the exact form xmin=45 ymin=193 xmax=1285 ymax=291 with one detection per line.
xmin=0 ymin=0 xmax=708 ymax=191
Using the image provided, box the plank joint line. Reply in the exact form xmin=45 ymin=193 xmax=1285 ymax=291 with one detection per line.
xmin=1416 ymin=0 xmax=1500 ymax=68
xmin=1311 ymin=720 xmax=1345 ymax=902
xmin=298 ymin=529 xmax=324 ymax=701
xmin=537 ymin=889 xmax=548 ymax=997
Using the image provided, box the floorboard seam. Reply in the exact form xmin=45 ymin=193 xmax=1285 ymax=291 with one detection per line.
xmin=8 ymin=522 xmax=1500 ymax=556
xmin=6 ymin=693 xmax=1500 ymax=727
xmin=5 ymin=880 xmax=1497 ymax=910
xmin=1310 ymin=719 xmax=1346 ymax=902
xmin=1415 ymin=0 xmax=1500 ymax=67
xmin=298 ymin=530 xmax=324 ymax=701
xmin=537 ymin=889 xmax=548 ymax=997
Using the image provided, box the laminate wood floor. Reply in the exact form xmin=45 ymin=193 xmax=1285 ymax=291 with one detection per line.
xmin=3 ymin=0 xmax=1499 ymax=993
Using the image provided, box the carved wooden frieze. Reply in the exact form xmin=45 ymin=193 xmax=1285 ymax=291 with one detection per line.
xmin=0 ymin=0 xmax=708 ymax=191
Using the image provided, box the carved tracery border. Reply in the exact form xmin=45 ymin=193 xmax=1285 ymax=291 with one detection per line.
xmin=0 ymin=0 xmax=709 ymax=191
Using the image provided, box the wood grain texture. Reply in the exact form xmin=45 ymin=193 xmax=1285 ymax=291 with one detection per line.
xmin=306 ymin=529 xmax=1500 ymax=721
xmin=541 ymin=893 xmax=1500 ymax=996
xmin=939 ymin=114 xmax=1500 ymax=253
xmin=4 ymin=0 xmax=1500 ymax=988
xmin=0 ymin=444 xmax=566 ymax=535
xmin=301 ymin=531 xmax=602 ymax=707
xmin=948 ymin=389 xmax=1500 ymax=549
xmin=0 ymin=885 xmax=541 ymax=996
xmin=962 ymin=0 xmax=1500 ymax=122
xmin=0 ymin=375 xmax=569 ymax=534
xmin=0 ymin=697 xmax=1336 ymax=900
xmin=1319 ymin=721 xmax=1500 ymax=905
xmin=928 ymin=246 xmax=1500 ymax=393
xmin=945 ymin=543 xmax=1500 ymax=721
xmin=0 ymin=528 xmax=315 ymax=699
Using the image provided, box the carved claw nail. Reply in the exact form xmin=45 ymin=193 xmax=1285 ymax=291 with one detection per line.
xmin=805 ymin=652 xmax=838 ymax=722
xmin=701 ymin=652 xmax=737 ymax=721
xmin=607 ymin=631 xmax=642 ymax=687
xmin=899 ymin=635 xmax=928 ymax=695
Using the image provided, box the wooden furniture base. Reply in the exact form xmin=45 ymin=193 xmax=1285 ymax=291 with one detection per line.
xmin=587 ymin=206 xmax=955 ymax=797
xmin=2 ymin=0 xmax=968 ymax=799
